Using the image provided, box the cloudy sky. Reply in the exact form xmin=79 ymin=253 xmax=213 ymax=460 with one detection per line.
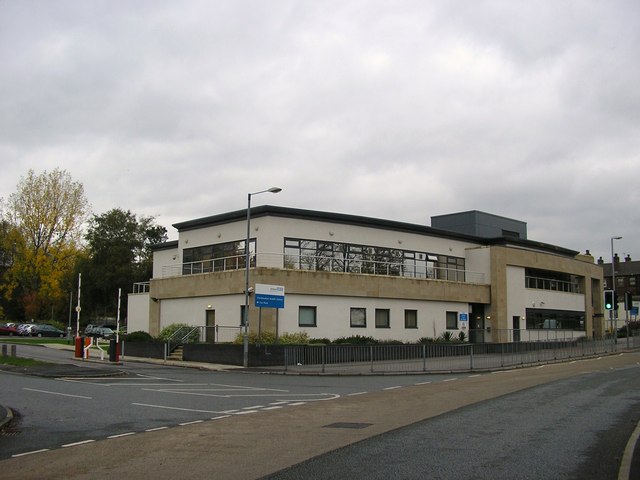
xmin=1 ymin=0 xmax=638 ymax=262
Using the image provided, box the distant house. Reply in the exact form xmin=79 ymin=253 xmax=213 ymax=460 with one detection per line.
xmin=128 ymin=207 xmax=604 ymax=342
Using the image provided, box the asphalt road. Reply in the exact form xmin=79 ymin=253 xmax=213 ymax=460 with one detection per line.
xmin=266 ymin=361 xmax=640 ymax=479
xmin=1 ymin=344 xmax=639 ymax=479
xmin=0 ymin=344 xmax=462 ymax=459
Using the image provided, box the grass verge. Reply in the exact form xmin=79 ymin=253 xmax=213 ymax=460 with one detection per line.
xmin=0 ymin=355 xmax=49 ymax=367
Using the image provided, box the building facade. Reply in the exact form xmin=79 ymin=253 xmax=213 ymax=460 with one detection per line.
xmin=128 ymin=206 xmax=605 ymax=343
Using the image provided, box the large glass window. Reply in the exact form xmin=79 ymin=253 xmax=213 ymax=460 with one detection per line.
xmin=298 ymin=306 xmax=317 ymax=327
xmin=350 ymin=307 xmax=367 ymax=328
xmin=183 ymin=239 xmax=255 ymax=275
xmin=283 ymin=237 xmax=465 ymax=281
xmin=375 ymin=309 xmax=390 ymax=328
xmin=525 ymin=309 xmax=584 ymax=331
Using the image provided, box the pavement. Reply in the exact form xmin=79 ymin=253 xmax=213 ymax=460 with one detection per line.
xmin=1 ymin=345 xmax=639 ymax=479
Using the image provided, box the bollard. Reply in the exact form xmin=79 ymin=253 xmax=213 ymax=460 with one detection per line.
xmin=74 ymin=336 xmax=83 ymax=358
xmin=108 ymin=339 xmax=120 ymax=362
xmin=11 ymin=344 xmax=17 ymax=357
xmin=1 ymin=344 xmax=6 ymax=357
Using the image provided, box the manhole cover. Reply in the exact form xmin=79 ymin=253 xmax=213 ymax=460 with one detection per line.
xmin=323 ymin=422 xmax=372 ymax=429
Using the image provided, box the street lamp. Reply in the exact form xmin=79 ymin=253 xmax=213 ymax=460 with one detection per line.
xmin=610 ymin=236 xmax=622 ymax=337
xmin=243 ymin=187 xmax=282 ymax=367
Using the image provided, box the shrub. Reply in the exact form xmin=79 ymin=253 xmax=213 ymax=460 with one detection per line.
xmin=332 ymin=335 xmax=379 ymax=345
xmin=309 ymin=338 xmax=331 ymax=345
xmin=124 ymin=331 xmax=155 ymax=342
xmin=158 ymin=323 xmax=200 ymax=343
xmin=233 ymin=331 xmax=309 ymax=345
xmin=438 ymin=331 xmax=455 ymax=343
xmin=458 ymin=331 xmax=467 ymax=342
xmin=417 ymin=337 xmax=435 ymax=344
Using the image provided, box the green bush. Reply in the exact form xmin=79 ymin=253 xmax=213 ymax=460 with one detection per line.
xmin=417 ymin=337 xmax=436 ymax=344
xmin=438 ymin=331 xmax=455 ymax=343
xmin=124 ymin=331 xmax=155 ymax=342
xmin=332 ymin=335 xmax=379 ymax=345
xmin=233 ymin=331 xmax=310 ymax=345
xmin=158 ymin=323 xmax=200 ymax=343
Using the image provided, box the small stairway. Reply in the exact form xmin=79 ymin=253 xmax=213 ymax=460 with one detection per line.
xmin=168 ymin=345 xmax=184 ymax=361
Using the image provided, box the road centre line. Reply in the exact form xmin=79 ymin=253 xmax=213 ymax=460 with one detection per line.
xmin=132 ymin=403 xmax=228 ymax=414
xmin=62 ymin=440 xmax=95 ymax=448
xmin=415 ymin=381 xmax=431 ymax=385
xmin=23 ymin=388 xmax=92 ymax=400
xmin=108 ymin=432 xmax=136 ymax=439
xmin=11 ymin=449 xmax=50 ymax=458
xmin=263 ymin=406 xmax=283 ymax=410
xmin=179 ymin=420 xmax=204 ymax=426
xmin=442 ymin=378 xmax=458 ymax=382
xmin=235 ymin=410 xmax=259 ymax=415
xmin=243 ymin=405 xmax=264 ymax=409
xmin=145 ymin=426 xmax=169 ymax=432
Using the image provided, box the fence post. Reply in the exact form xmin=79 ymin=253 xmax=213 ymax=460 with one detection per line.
xmin=322 ymin=344 xmax=326 ymax=374
xmin=422 ymin=344 xmax=426 ymax=372
xmin=11 ymin=344 xmax=17 ymax=357
xmin=284 ymin=347 xmax=288 ymax=372
xmin=469 ymin=344 xmax=474 ymax=371
xmin=370 ymin=345 xmax=374 ymax=373
xmin=1 ymin=344 xmax=6 ymax=357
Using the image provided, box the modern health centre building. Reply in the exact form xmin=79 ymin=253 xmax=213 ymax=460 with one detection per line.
xmin=127 ymin=206 xmax=605 ymax=343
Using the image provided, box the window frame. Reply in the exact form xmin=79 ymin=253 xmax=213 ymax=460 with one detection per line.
xmin=404 ymin=309 xmax=418 ymax=329
xmin=350 ymin=307 xmax=367 ymax=328
xmin=375 ymin=308 xmax=390 ymax=328
xmin=298 ymin=306 xmax=317 ymax=327
xmin=446 ymin=311 xmax=458 ymax=330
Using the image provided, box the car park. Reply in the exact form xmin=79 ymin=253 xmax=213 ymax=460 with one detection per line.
xmin=0 ymin=323 xmax=18 ymax=336
xmin=30 ymin=324 xmax=66 ymax=338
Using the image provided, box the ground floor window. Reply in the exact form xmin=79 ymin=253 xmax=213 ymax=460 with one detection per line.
xmin=446 ymin=311 xmax=458 ymax=329
xmin=350 ymin=307 xmax=366 ymax=328
xmin=525 ymin=308 xmax=584 ymax=330
xmin=375 ymin=309 xmax=390 ymax=328
xmin=404 ymin=309 xmax=418 ymax=329
xmin=299 ymin=306 xmax=317 ymax=327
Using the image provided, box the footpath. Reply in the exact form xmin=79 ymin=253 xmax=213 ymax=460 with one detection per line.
xmin=1 ymin=346 xmax=639 ymax=479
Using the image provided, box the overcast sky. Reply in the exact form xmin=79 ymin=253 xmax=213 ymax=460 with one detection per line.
xmin=1 ymin=0 xmax=638 ymax=262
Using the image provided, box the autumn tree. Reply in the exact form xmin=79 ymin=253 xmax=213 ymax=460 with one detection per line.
xmin=79 ymin=208 xmax=167 ymax=320
xmin=1 ymin=169 xmax=89 ymax=320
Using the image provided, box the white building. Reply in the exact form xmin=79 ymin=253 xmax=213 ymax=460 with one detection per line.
xmin=128 ymin=207 xmax=605 ymax=343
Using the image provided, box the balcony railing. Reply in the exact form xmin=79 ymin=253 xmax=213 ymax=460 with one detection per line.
xmin=159 ymin=252 xmax=486 ymax=284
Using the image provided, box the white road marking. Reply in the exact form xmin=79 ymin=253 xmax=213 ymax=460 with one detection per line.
xmin=384 ymin=386 xmax=402 ymax=390
xmin=443 ymin=378 xmax=458 ymax=382
xmin=179 ymin=420 xmax=204 ymax=426
xmin=23 ymin=388 xmax=92 ymax=400
xmin=348 ymin=391 xmax=368 ymax=396
xmin=211 ymin=415 xmax=231 ymax=420
xmin=263 ymin=406 xmax=283 ymax=410
xmin=132 ymin=403 xmax=227 ymax=414
xmin=415 ymin=381 xmax=432 ymax=385
xmin=108 ymin=432 xmax=136 ymax=439
xmin=12 ymin=449 xmax=50 ymax=458
xmin=62 ymin=440 xmax=95 ymax=448
xmin=235 ymin=410 xmax=258 ymax=415
xmin=145 ymin=426 xmax=169 ymax=432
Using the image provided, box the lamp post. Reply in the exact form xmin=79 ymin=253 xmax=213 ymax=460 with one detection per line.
xmin=243 ymin=187 xmax=282 ymax=367
xmin=611 ymin=236 xmax=622 ymax=337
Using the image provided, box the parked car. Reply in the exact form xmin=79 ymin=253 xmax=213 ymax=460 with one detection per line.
xmin=30 ymin=324 xmax=66 ymax=338
xmin=0 ymin=323 xmax=18 ymax=336
xmin=17 ymin=323 xmax=36 ymax=336
xmin=84 ymin=324 xmax=116 ymax=339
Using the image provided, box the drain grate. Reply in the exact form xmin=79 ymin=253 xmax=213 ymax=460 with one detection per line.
xmin=323 ymin=422 xmax=373 ymax=429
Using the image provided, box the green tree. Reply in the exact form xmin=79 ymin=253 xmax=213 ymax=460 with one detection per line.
xmin=80 ymin=208 xmax=167 ymax=320
xmin=1 ymin=169 xmax=88 ymax=320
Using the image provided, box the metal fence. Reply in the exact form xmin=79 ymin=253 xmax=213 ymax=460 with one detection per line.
xmin=281 ymin=335 xmax=640 ymax=374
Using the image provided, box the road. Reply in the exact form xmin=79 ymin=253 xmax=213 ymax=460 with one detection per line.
xmin=1 ymin=344 xmax=639 ymax=479
xmin=0 ymin=344 xmax=461 ymax=459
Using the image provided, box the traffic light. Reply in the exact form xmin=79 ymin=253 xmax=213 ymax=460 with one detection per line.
xmin=604 ymin=290 xmax=614 ymax=310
